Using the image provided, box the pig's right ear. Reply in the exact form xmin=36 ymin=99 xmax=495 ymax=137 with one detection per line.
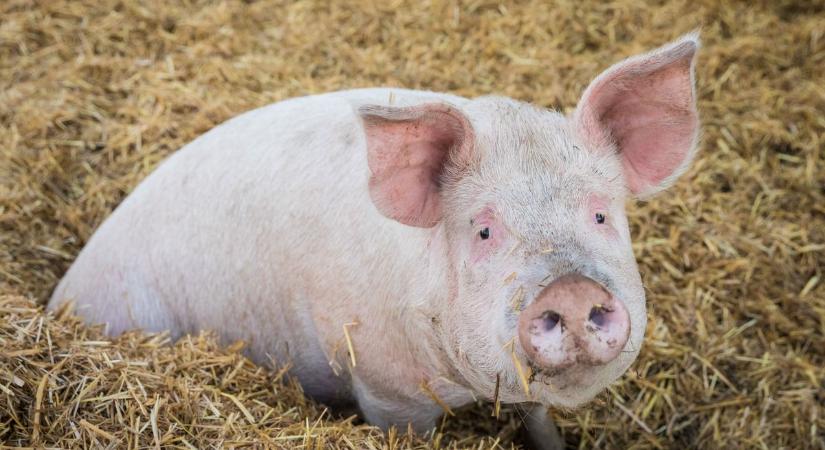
xmin=359 ymin=103 xmax=474 ymax=228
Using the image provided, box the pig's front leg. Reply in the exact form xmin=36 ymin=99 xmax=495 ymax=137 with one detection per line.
xmin=522 ymin=404 xmax=564 ymax=450
xmin=353 ymin=377 xmax=444 ymax=434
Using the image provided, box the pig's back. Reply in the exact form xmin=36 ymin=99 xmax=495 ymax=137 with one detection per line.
xmin=49 ymin=89 xmax=466 ymax=391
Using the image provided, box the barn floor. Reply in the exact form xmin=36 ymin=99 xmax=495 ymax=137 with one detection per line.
xmin=1 ymin=0 xmax=823 ymax=448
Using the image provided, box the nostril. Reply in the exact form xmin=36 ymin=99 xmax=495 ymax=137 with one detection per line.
xmin=519 ymin=276 xmax=632 ymax=370
xmin=588 ymin=305 xmax=611 ymax=328
xmin=537 ymin=310 xmax=561 ymax=332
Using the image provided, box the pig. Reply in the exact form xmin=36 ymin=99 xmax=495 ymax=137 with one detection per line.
xmin=49 ymin=33 xmax=700 ymax=448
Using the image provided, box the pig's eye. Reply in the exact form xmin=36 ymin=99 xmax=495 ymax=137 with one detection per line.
xmin=595 ymin=213 xmax=606 ymax=224
xmin=479 ymin=227 xmax=491 ymax=240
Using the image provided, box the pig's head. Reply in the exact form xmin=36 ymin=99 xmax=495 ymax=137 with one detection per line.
xmin=359 ymin=34 xmax=700 ymax=408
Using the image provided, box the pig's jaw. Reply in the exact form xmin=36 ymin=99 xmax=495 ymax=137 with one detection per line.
xmin=433 ymin=288 xmax=641 ymax=411
xmin=526 ymin=357 xmax=635 ymax=408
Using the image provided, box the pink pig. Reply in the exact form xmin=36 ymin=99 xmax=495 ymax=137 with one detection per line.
xmin=50 ymin=33 xmax=700 ymax=448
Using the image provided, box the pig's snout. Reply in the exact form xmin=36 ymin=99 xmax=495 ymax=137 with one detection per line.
xmin=518 ymin=274 xmax=630 ymax=372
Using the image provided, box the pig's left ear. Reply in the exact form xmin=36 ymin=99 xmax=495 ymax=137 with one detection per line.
xmin=359 ymin=103 xmax=474 ymax=228
xmin=574 ymin=33 xmax=701 ymax=198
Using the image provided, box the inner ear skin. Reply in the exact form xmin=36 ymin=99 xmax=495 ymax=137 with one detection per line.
xmin=574 ymin=37 xmax=700 ymax=198
xmin=600 ymin=61 xmax=698 ymax=191
xmin=359 ymin=104 xmax=474 ymax=228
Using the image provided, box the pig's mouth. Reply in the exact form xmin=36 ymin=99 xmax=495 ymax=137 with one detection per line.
xmin=520 ymin=331 xmax=632 ymax=399
xmin=522 ymin=365 xmax=610 ymax=406
xmin=528 ymin=361 xmax=599 ymax=389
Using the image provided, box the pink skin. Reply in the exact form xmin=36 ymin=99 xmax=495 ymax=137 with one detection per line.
xmin=361 ymin=103 xmax=474 ymax=228
xmin=467 ymin=200 xmax=631 ymax=373
xmin=469 ymin=208 xmax=506 ymax=263
xmin=575 ymin=39 xmax=699 ymax=197
xmin=361 ymin=95 xmax=640 ymax=383
xmin=518 ymin=274 xmax=630 ymax=373
xmin=359 ymin=35 xmax=700 ymax=416
xmin=587 ymin=194 xmax=618 ymax=238
xmin=471 ymin=200 xmax=629 ymax=373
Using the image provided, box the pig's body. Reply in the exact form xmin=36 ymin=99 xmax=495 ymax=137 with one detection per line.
xmin=51 ymin=88 xmax=475 ymax=426
xmin=51 ymin=35 xmax=702 ymax=447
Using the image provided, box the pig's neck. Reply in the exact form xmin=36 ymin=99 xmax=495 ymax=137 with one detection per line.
xmin=388 ymin=224 xmax=475 ymax=404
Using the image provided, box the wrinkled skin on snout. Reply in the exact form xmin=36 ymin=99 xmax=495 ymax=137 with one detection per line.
xmin=50 ymin=34 xmax=701 ymax=448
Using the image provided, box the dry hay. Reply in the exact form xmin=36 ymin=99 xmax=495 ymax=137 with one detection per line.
xmin=2 ymin=295 xmax=516 ymax=448
xmin=1 ymin=0 xmax=823 ymax=448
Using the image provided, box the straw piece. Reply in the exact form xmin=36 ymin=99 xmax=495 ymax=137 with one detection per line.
xmin=342 ymin=322 xmax=359 ymax=368
xmin=510 ymin=286 xmax=524 ymax=312
xmin=79 ymin=419 xmax=116 ymax=441
xmin=419 ymin=380 xmax=455 ymax=417
xmin=220 ymin=392 xmax=256 ymax=425
xmin=504 ymin=340 xmax=531 ymax=399
xmin=31 ymin=373 xmax=47 ymax=444
xmin=491 ymin=374 xmax=501 ymax=419
xmin=504 ymin=240 xmax=522 ymax=259
xmin=503 ymin=272 xmax=517 ymax=285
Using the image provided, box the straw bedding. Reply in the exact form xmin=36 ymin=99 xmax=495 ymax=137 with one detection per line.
xmin=1 ymin=0 xmax=823 ymax=448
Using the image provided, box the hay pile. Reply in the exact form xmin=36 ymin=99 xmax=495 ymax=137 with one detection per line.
xmin=3 ymin=295 xmax=513 ymax=448
xmin=1 ymin=0 xmax=823 ymax=448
